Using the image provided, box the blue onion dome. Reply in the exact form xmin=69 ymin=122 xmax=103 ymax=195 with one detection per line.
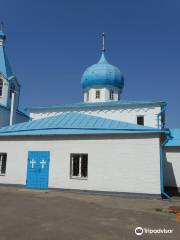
xmin=0 ymin=30 xmax=6 ymax=40
xmin=81 ymin=52 xmax=124 ymax=90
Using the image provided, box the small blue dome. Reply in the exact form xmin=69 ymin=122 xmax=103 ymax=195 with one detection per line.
xmin=0 ymin=30 xmax=6 ymax=40
xmin=81 ymin=52 xmax=124 ymax=90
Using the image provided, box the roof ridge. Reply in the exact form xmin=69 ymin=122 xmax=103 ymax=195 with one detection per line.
xmin=27 ymin=100 xmax=167 ymax=111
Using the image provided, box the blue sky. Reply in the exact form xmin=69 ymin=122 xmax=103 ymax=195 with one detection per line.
xmin=1 ymin=0 xmax=180 ymax=127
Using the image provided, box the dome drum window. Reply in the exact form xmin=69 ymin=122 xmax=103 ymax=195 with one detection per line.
xmin=109 ymin=89 xmax=114 ymax=100
xmin=0 ymin=79 xmax=3 ymax=97
xmin=95 ymin=90 xmax=100 ymax=99
xmin=86 ymin=91 xmax=89 ymax=101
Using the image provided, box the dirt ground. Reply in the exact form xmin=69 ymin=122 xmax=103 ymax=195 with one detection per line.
xmin=0 ymin=186 xmax=179 ymax=240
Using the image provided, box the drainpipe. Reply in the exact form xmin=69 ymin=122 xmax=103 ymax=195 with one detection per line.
xmin=157 ymin=104 xmax=167 ymax=129
xmin=160 ymin=129 xmax=171 ymax=199
xmin=9 ymin=91 xmax=15 ymax=126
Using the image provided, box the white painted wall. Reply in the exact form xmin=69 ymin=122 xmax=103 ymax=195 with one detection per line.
xmin=0 ymin=134 xmax=161 ymax=194
xmin=164 ymin=148 xmax=180 ymax=188
xmin=29 ymin=106 xmax=161 ymax=128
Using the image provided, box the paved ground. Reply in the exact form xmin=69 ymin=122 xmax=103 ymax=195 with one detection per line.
xmin=0 ymin=187 xmax=179 ymax=240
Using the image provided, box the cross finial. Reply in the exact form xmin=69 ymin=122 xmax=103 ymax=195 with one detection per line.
xmin=102 ymin=32 xmax=105 ymax=52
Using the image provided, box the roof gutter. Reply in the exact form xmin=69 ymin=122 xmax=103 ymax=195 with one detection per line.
xmin=160 ymin=129 xmax=171 ymax=199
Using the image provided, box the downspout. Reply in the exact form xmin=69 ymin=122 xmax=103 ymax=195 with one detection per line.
xmin=9 ymin=92 xmax=15 ymax=126
xmin=157 ymin=104 xmax=166 ymax=129
xmin=160 ymin=129 xmax=171 ymax=199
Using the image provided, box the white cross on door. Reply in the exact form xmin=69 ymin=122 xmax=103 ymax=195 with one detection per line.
xmin=40 ymin=159 xmax=46 ymax=169
xmin=30 ymin=159 xmax=36 ymax=168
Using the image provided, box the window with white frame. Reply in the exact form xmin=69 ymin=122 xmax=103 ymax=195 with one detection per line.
xmin=95 ymin=90 xmax=100 ymax=99
xmin=70 ymin=154 xmax=88 ymax=179
xmin=0 ymin=79 xmax=3 ymax=97
xmin=0 ymin=153 xmax=7 ymax=175
xmin=109 ymin=89 xmax=114 ymax=100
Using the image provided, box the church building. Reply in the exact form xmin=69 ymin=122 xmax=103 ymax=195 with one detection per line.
xmin=0 ymin=30 xmax=29 ymax=126
xmin=0 ymin=32 xmax=179 ymax=198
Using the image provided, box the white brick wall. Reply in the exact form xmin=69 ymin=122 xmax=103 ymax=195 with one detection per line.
xmin=30 ymin=106 xmax=161 ymax=128
xmin=165 ymin=148 xmax=180 ymax=188
xmin=0 ymin=134 xmax=161 ymax=194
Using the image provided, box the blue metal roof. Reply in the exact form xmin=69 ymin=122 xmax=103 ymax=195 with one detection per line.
xmin=0 ymin=112 xmax=163 ymax=137
xmin=0 ymin=32 xmax=14 ymax=78
xmin=81 ymin=52 xmax=124 ymax=90
xmin=0 ymin=103 xmax=30 ymax=118
xmin=27 ymin=100 xmax=166 ymax=111
xmin=165 ymin=129 xmax=180 ymax=147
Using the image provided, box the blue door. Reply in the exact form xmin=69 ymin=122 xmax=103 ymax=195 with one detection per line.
xmin=26 ymin=151 xmax=50 ymax=189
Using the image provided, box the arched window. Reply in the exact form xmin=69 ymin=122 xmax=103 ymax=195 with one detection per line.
xmin=10 ymin=83 xmax=16 ymax=99
xmin=0 ymin=79 xmax=3 ymax=97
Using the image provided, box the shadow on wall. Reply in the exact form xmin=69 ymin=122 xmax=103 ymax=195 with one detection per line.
xmin=164 ymin=155 xmax=180 ymax=197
